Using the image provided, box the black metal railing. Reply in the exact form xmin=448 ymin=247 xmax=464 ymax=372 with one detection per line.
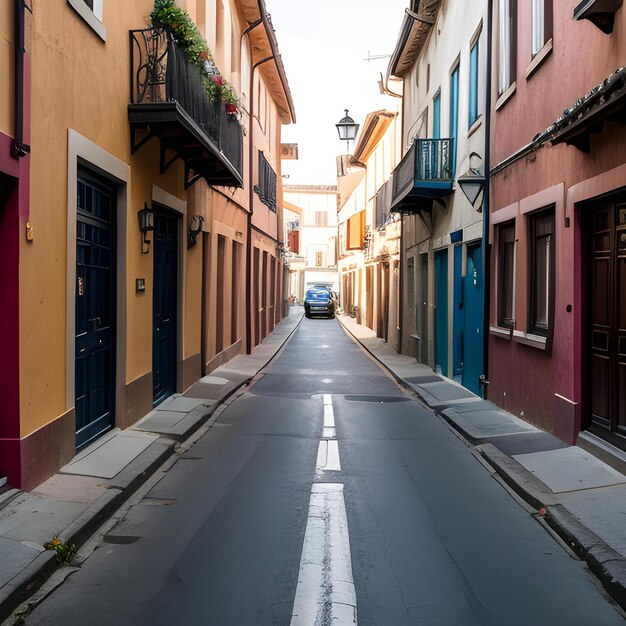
xmin=415 ymin=138 xmax=454 ymax=181
xmin=129 ymin=27 xmax=243 ymax=178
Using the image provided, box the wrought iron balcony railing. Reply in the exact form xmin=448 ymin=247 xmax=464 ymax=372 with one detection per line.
xmin=128 ymin=27 xmax=243 ymax=188
xmin=390 ymin=137 xmax=454 ymax=212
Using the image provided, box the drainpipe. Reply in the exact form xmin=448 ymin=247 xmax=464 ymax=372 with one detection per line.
xmin=243 ymin=23 xmax=275 ymax=353
xmin=480 ymin=0 xmax=494 ymax=396
xmin=12 ymin=0 xmax=30 ymax=159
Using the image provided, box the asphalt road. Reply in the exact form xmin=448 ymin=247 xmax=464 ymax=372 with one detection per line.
xmin=25 ymin=318 xmax=624 ymax=625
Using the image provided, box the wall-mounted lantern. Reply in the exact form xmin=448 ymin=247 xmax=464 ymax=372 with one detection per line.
xmin=457 ymin=152 xmax=485 ymax=210
xmin=138 ymin=202 xmax=154 ymax=254
xmin=187 ymin=214 xmax=204 ymax=248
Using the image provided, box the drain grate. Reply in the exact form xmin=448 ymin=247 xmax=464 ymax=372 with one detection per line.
xmin=344 ymin=395 xmax=409 ymax=403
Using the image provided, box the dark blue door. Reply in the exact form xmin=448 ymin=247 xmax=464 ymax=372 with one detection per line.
xmin=75 ymin=173 xmax=115 ymax=448
xmin=153 ymin=210 xmax=178 ymax=406
xmin=463 ymin=243 xmax=484 ymax=395
xmin=435 ymin=248 xmax=449 ymax=376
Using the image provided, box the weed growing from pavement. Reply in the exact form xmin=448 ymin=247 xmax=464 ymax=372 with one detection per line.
xmin=43 ymin=536 xmax=77 ymax=565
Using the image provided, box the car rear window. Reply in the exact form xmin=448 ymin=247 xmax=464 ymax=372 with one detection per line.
xmin=306 ymin=289 xmax=330 ymax=299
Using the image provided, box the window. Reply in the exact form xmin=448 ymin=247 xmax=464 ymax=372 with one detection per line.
xmin=529 ymin=209 xmax=555 ymax=336
xmin=469 ymin=38 xmax=480 ymax=127
xmin=531 ymin=0 xmax=553 ymax=56
xmin=314 ymin=211 xmax=328 ymax=226
xmin=254 ymin=151 xmax=277 ymax=211
xmin=498 ymin=222 xmax=516 ymax=327
xmin=432 ymin=91 xmax=441 ymax=139
xmin=498 ymin=0 xmax=517 ymax=94
xmin=68 ymin=0 xmax=106 ymax=40
xmin=449 ymin=64 xmax=459 ymax=141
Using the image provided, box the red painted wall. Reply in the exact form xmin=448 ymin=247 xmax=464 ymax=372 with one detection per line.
xmin=489 ymin=3 xmax=626 ymax=443
xmin=0 ymin=133 xmax=22 ymax=486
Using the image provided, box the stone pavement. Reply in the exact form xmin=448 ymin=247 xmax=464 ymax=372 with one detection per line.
xmin=0 ymin=306 xmax=304 ymax=622
xmin=337 ymin=313 xmax=626 ymax=612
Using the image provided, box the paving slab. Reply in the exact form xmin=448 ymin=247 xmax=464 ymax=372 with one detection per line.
xmin=156 ymin=395 xmax=205 ymax=413
xmin=0 ymin=494 xmax=88 ymax=545
xmin=513 ymin=447 xmax=626 ymax=493
xmin=415 ymin=381 xmax=479 ymax=402
xmin=559 ymin=484 xmax=626 ymax=558
xmin=0 ymin=537 xmax=40 ymax=589
xmin=484 ymin=432 xmax=570 ymax=456
xmin=61 ymin=431 xmax=158 ymax=479
xmin=31 ymin=475 xmax=109 ymax=504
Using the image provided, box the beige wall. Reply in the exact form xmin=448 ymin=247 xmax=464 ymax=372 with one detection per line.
xmin=21 ymin=0 xmax=189 ymax=436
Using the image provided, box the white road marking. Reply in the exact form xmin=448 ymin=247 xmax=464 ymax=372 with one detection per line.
xmin=322 ymin=427 xmax=336 ymax=439
xmin=323 ymin=405 xmax=335 ymax=427
xmin=290 ymin=484 xmax=357 ymax=625
xmin=323 ymin=394 xmax=333 ymax=406
xmin=316 ymin=440 xmax=341 ymax=473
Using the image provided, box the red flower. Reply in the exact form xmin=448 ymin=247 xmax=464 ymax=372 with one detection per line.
xmin=226 ymin=103 xmax=237 ymax=114
xmin=199 ymin=50 xmax=208 ymax=61
xmin=210 ymin=75 xmax=223 ymax=86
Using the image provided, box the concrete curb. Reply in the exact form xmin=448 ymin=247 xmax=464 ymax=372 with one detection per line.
xmin=0 ymin=551 xmax=57 ymax=623
xmin=337 ymin=316 xmax=626 ymax=612
xmin=0 ymin=309 xmax=304 ymax=623
xmin=478 ymin=444 xmax=626 ymax=611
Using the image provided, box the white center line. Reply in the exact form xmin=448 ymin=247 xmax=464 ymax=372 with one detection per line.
xmin=323 ymin=394 xmax=335 ymax=440
xmin=290 ymin=484 xmax=357 ymax=625
xmin=315 ymin=440 xmax=341 ymax=473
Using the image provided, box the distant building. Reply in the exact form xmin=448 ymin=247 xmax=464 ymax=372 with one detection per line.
xmin=336 ymin=108 xmax=402 ymax=344
xmin=283 ymin=185 xmax=339 ymax=297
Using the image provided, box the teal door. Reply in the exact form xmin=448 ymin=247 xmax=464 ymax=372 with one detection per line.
xmin=435 ymin=249 xmax=449 ymax=376
xmin=453 ymin=244 xmax=463 ymax=381
xmin=75 ymin=172 xmax=115 ymax=448
xmin=462 ymin=243 xmax=484 ymax=394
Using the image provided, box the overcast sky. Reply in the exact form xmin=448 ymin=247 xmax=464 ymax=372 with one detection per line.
xmin=267 ymin=0 xmax=408 ymax=185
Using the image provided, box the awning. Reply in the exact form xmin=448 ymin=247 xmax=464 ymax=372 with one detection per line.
xmin=573 ymin=0 xmax=623 ymax=34
xmin=549 ymin=67 xmax=626 ymax=152
xmin=387 ymin=0 xmax=441 ymax=80
xmin=237 ymin=0 xmax=296 ymax=124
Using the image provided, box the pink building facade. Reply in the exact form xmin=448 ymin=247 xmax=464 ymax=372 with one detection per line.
xmin=489 ymin=0 xmax=626 ymax=448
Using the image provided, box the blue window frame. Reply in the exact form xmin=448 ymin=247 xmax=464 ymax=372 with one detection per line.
xmin=469 ymin=39 xmax=479 ymax=127
xmin=433 ymin=92 xmax=441 ymax=139
xmin=450 ymin=64 xmax=459 ymax=140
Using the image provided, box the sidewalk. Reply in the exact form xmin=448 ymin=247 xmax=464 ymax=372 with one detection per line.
xmin=0 ymin=306 xmax=304 ymax=623
xmin=337 ymin=313 xmax=626 ymax=612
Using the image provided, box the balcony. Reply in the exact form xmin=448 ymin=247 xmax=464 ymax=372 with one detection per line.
xmin=128 ymin=28 xmax=243 ymax=189
xmin=390 ymin=138 xmax=454 ymax=213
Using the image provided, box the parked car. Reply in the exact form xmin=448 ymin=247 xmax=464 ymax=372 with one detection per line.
xmin=304 ymin=287 xmax=335 ymax=319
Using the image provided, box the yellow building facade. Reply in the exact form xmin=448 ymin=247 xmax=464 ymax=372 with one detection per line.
xmin=0 ymin=0 xmax=294 ymax=489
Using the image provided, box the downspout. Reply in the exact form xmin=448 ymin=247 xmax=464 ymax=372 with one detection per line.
xmin=242 ymin=20 xmax=263 ymax=355
xmin=480 ymin=0 xmax=494 ymax=396
xmin=245 ymin=49 xmax=276 ymax=354
xmin=12 ymin=0 xmax=30 ymax=159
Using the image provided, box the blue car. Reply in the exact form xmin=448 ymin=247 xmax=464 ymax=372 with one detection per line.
xmin=304 ymin=288 xmax=335 ymax=319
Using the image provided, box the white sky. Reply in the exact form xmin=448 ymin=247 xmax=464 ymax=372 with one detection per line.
xmin=267 ymin=0 xmax=408 ymax=185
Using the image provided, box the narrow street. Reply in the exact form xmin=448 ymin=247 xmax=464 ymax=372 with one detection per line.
xmin=24 ymin=319 xmax=622 ymax=625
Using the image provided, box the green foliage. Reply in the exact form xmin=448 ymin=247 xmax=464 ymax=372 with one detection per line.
xmin=43 ymin=536 xmax=77 ymax=565
xmin=150 ymin=0 xmax=240 ymax=115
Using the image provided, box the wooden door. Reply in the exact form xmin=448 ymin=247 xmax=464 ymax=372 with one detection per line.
xmin=590 ymin=202 xmax=626 ymax=435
